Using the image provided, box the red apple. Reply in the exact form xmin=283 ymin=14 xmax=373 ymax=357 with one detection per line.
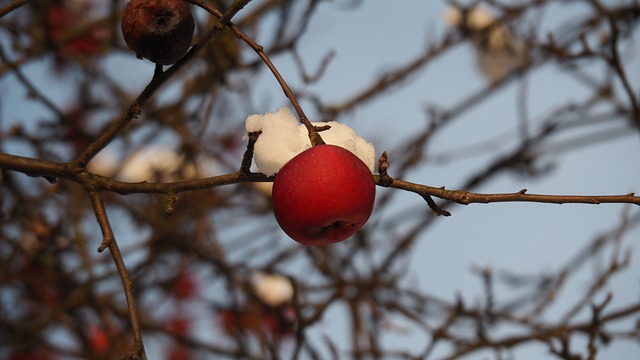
xmin=121 ymin=0 xmax=195 ymax=65
xmin=272 ymin=144 xmax=375 ymax=246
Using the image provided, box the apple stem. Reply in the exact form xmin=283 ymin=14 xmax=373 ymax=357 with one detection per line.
xmin=308 ymin=129 xmax=326 ymax=147
xmin=166 ymin=191 xmax=179 ymax=215
xmin=153 ymin=63 xmax=164 ymax=78
xmin=306 ymin=124 xmax=332 ymax=146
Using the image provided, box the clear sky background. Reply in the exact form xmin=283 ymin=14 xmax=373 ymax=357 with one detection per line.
xmin=1 ymin=0 xmax=639 ymax=358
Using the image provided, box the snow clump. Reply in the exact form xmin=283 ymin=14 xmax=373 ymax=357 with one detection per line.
xmin=246 ymin=107 xmax=375 ymax=176
xmin=251 ymin=271 xmax=294 ymax=307
xmin=443 ymin=4 xmax=528 ymax=83
xmin=88 ymin=146 xmax=221 ymax=182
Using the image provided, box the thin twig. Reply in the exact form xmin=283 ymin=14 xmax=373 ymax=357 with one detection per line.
xmin=240 ymin=131 xmax=261 ymax=175
xmin=86 ymin=189 xmax=146 ymax=360
xmin=382 ymin=177 xmax=640 ymax=208
xmin=605 ymin=15 xmax=640 ymax=128
xmin=186 ymin=0 xmax=325 ymax=146
xmin=0 ymin=46 xmax=64 ymax=118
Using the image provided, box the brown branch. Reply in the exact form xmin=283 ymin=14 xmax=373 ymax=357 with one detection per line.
xmin=2 ymin=151 xmax=637 ymax=207
xmin=72 ymin=102 xmax=141 ymax=168
xmin=443 ymin=300 xmax=640 ymax=360
xmin=240 ymin=131 xmax=261 ymax=175
xmin=0 ymin=151 xmax=273 ymax=193
xmin=86 ymin=189 xmax=147 ymax=360
xmin=377 ymin=150 xmax=450 ymax=216
xmin=292 ymin=48 xmax=335 ymax=84
xmin=0 ymin=46 xmax=64 ymax=119
xmin=560 ymin=209 xmax=632 ymax=323
xmin=316 ymin=0 xmax=546 ymax=118
xmin=381 ymin=176 xmax=640 ymax=209
xmin=321 ymin=33 xmax=459 ymax=117
xmin=0 ymin=152 xmax=68 ymax=181
xmin=604 ymin=15 xmax=640 ymax=128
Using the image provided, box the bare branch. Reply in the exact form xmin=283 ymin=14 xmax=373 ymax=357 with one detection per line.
xmin=86 ymin=189 xmax=147 ymax=359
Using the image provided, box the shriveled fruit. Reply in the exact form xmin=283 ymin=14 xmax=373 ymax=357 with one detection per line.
xmin=121 ymin=0 xmax=195 ymax=65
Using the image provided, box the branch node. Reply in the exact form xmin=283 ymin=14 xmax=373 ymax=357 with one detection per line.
xmin=377 ymin=151 xmax=393 ymax=187
xmin=123 ymin=340 xmax=145 ymax=360
xmin=309 ymin=130 xmax=326 ymax=146
xmin=314 ymin=124 xmax=332 ymax=132
xmin=452 ymin=190 xmax=471 ymax=205
xmin=131 ymin=102 xmax=141 ymax=117
xmin=97 ymin=235 xmax=112 ymax=253
xmin=166 ymin=192 xmax=179 ymax=215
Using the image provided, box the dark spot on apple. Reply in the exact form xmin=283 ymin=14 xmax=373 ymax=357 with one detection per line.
xmin=319 ymin=221 xmax=345 ymax=235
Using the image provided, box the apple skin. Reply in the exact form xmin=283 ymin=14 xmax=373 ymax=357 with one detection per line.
xmin=272 ymin=144 xmax=376 ymax=246
xmin=121 ymin=0 xmax=195 ymax=65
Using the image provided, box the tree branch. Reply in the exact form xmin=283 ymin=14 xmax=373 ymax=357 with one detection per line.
xmin=377 ymin=176 xmax=640 ymax=209
xmin=86 ymin=189 xmax=147 ymax=360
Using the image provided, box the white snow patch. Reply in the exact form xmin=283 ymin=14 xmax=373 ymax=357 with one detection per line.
xmin=246 ymin=107 xmax=375 ymax=176
xmin=251 ymin=271 xmax=293 ymax=307
xmin=443 ymin=4 xmax=528 ymax=83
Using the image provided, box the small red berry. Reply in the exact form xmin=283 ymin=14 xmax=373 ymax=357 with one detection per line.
xmin=171 ymin=272 xmax=198 ymax=300
xmin=121 ymin=0 xmax=195 ymax=65
xmin=88 ymin=325 xmax=110 ymax=356
xmin=168 ymin=316 xmax=191 ymax=336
